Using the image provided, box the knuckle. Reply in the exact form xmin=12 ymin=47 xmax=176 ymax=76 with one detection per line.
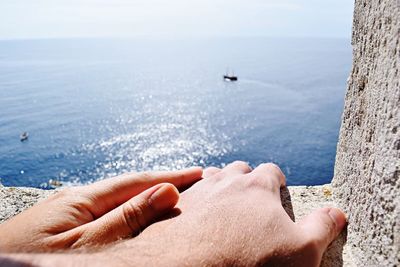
xmin=203 ymin=167 xmax=221 ymax=178
xmin=52 ymin=187 xmax=78 ymax=199
xmin=205 ymin=167 xmax=219 ymax=172
xmin=122 ymin=201 xmax=147 ymax=234
xmin=232 ymin=160 xmax=248 ymax=167
xmin=132 ymin=171 xmax=153 ymax=187
xmin=177 ymin=172 xmax=185 ymax=185
xmin=48 ymin=187 xmax=96 ymax=220
xmin=231 ymin=161 xmax=251 ymax=171
xmin=299 ymin=212 xmax=338 ymax=254
xmin=209 ymin=172 xmax=225 ymax=183
xmin=322 ymin=212 xmax=337 ymax=240
xmin=244 ymin=174 xmax=276 ymax=191
xmin=262 ymin=163 xmax=281 ymax=173
xmin=262 ymin=163 xmax=286 ymax=184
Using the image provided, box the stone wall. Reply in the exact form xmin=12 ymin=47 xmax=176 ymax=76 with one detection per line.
xmin=332 ymin=0 xmax=400 ymax=266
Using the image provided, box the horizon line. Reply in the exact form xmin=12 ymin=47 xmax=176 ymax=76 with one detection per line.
xmin=0 ymin=35 xmax=352 ymax=42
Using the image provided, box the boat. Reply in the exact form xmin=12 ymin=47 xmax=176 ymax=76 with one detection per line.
xmin=48 ymin=179 xmax=63 ymax=187
xmin=223 ymin=69 xmax=238 ymax=81
xmin=20 ymin=132 xmax=29 ymax=142
xmin=223 ymin=75 xmax=238 ymax=81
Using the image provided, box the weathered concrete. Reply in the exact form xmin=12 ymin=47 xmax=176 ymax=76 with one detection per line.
xmin=332 ymin=0 xmax=400 ymax=266
xmin=0 ymin=184 xmax=355 ymax=267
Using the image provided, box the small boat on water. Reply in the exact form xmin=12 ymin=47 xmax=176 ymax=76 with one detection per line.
xmin=223 ymin=69 xmax=238 ymax=81
xmin=223 ymin=75 xmax=238 ymax=81
xmin=20 ymin=132 xmax=29 ymax=142
xmin=48 ymin=179 xmax=63 ymax=187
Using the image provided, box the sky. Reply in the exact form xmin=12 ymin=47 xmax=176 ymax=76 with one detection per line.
xmin=0 ymin=0 xmax=354 ymax=40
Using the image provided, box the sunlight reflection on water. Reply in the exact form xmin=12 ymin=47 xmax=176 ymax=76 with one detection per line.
xmin=0 ymin=38 xmax=351 ymax=187
xmin=54 ymin=98 xmax=233 ymax=186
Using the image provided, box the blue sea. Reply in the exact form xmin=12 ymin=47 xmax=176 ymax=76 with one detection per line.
xmin=0 ymin=37 xmax=352 ymax=188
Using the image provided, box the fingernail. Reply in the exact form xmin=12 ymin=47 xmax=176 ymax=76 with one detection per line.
xmin=149 ymin=184 xmax=179 ymax=212
xmin=328 ymin=208 xmax=347 ymax=233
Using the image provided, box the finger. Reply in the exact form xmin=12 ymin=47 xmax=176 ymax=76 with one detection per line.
xmin=221 ymin=161 xmax=252 ymax=175
xmin=297 ymin=207 xmax=347 ymax=253
xmin=72 ymin=183 xmax=179 ymax=247
xmin=248 ymin=163 xmax=286 ymax=196
xmin=203 ymin=167 xmax=221 ymax=178
xmin=81 ymin=167 xmax=202 ymax=218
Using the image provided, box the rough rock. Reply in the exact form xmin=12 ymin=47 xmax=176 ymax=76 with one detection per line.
xmin=332 ymin=0 xmax=400 ymax=266
xmin=0 ymin=184 xmax=54 ymax=223
xmin=285 ymin=186 xmax=355 ymax=267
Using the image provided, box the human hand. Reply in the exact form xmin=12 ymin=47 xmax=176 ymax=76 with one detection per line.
xmin=0 ymin=162 xmax=346 ymax=267
xmin=0 ymin=167 xmax=202 ymax=252
xmin=114 ymin=162 xmax=347 ymax=267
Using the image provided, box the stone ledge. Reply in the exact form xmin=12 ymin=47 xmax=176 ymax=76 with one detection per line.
xmin=0 ymin=185 xmax=55 ymax=223
xmin=0 ymin=184 xmax=355 ymax=266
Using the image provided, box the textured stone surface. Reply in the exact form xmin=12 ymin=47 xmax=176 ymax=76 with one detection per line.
xmin=0 ymin=184 xmax=355 ymax=266
xmin=0 ymin=184 xmax=54 ymax=223
xmin=332 ymin=0 xmax=400 ymax=266
xmin=286 ymin=186 xmax=355 ymax=267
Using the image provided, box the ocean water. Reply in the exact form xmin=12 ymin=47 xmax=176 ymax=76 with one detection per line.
xmin=0 ymin=38 xmax=352 ymax=188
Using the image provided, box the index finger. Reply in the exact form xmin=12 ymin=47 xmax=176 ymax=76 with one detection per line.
xmin=80 ymin=167 xmax=203 ymax=218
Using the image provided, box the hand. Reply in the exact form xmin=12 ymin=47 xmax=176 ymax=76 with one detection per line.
xmin=111 ymin=162 xmax=347 ymax=267
xmin=1 ymin=162 xmax=346 ymax=267
xmin=0 ymin=167 xmax=202 ymax=252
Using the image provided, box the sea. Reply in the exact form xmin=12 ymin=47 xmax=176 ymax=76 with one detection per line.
xmin=0 ymin=37 xmax=352 ymax=188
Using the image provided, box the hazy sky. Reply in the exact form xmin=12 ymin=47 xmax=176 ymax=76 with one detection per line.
xmin=0 ymin=0 xmax=354 ymax=40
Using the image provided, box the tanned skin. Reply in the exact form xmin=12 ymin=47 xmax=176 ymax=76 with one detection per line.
xmin=0 ymin=162 xmax=346 ymax=266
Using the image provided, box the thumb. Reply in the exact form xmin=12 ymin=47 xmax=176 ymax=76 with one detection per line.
xmin=74 ymin=183 xmax=179 ymax=247
xmin=298 ymin=207 xmax=347 ymax=252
